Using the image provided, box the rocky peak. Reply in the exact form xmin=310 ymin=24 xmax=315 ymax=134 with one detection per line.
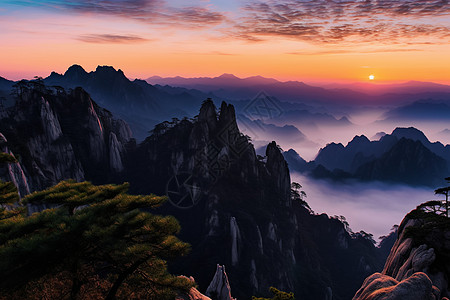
xmin=347 ymin=135 xmax=370 ymax=147
xmin=218 ymin=102 xmax=238 ymax=131
xmin=391 ymin=127 xmax=429 ymax=145
xmin=63 ymin=64 xmax=88 ymax=82
xmin=205 ymin=265 xmax=236 ymax=300
xmin=198 ymin=99 xmax=218 ymax=132
xmin=266 ymin=141 xmax=291 ymax=206
xmin=354 ymin=204 xmax=450 ymax=299
xmin=0 ymin=83 xmax=131 ymax=192
xmin=94 ymin=65 xmax=127 ymax=83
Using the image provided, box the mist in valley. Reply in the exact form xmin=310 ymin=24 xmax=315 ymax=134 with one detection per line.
xmin=291 ymin=172 xmax=435 ymax=241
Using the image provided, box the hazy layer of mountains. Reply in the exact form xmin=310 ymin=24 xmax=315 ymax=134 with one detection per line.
xmin=0 ymin=84 xmax=396 ymax=299
xmin=148 ymin=73 xmax=450 ymax=105
xmin=285 ymin=127 xmax=450 ymax=187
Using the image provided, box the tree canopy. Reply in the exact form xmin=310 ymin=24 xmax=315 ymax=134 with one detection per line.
xmin=0 ymin=168 xmax=192 ymax=299
xmin=252 ymin=287 xmax=295 ymax=300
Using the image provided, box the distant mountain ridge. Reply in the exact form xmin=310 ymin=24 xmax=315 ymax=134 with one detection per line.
xmin=286 ymin=127 xmax=450 ymax=186
xmin=42 ymin=65 xmax=218 ymax=141
xmin=147 ymin=74 xmax=450 ymax=105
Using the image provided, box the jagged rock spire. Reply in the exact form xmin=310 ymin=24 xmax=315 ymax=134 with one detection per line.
xmin=206 ymin=265 xmax=236 ymax=300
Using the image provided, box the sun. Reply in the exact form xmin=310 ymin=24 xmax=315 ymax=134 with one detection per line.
xmin=369 ymin=75 xmax=375 ymax=80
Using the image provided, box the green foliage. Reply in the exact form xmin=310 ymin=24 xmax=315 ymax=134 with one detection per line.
xmin=252 ymin=286 xmax=295 ymax=300
xmin=0 ymin=152 xmax=17 ymax=164
xmin=291 ymin=182 xmax=311 ymax=212
xmin=0 ymin=180 xmax=193 ymax=299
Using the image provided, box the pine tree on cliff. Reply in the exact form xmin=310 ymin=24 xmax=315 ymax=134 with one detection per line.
xmin=434 ymin=176 xmax=450 ymax=217
xmin=252 ymin=286 xmax=295 ymax=300
xmin=0 ymin=179 xmax=192 ymax=299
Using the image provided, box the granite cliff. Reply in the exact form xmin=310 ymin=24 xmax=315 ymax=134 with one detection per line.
xmin=1 ymin=84 xmax=390 ymax=299
xmin=354 ymin=203 xmax=450 ymax=300
xmin=0 ymin=82 xmax=132 ymax=193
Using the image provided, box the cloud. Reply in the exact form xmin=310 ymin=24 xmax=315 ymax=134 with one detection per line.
xmin=235 ymin=0 xmax=450 ymax=44
xmin=287 ymin=48 xmax=423 ymax=55
xmin=9 ymin=0 xmax=226 ymax=28
xmin=76 ymin=34 xmax=151 ymax=44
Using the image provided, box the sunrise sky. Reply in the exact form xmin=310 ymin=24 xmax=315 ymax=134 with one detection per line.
xmin=1 ymin=0 xmax=449 ymax=84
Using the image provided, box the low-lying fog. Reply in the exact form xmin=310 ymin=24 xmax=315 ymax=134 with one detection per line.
xmin=291 ymin=173 xmax=435 ymax=241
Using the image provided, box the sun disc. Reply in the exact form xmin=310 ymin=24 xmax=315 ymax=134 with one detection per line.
xmin=369 ymin=75 xmax=375 ymax=80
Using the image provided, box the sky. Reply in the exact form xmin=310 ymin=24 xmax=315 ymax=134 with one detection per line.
xmin=0 ymin=0 xmax=449 ymax=83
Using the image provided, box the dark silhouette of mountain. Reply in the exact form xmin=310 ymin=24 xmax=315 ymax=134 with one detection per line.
xmin=354 ymin=204 xmax=450 ymax=299
xmin=1 ymin=87 xmax=392 ymax=300
xmin=283 ymin=149 xmax=308 ymax=172
xmin=354 ymin=138 xmax=447 ymax=186
xmin=44 ymin=65 xmax=213 ymax=141
xmin=147 ymin=74 xmax=450 ymax=105
xmin=149 ymin=73 xmax=371 ymax=104
xmin=0 ymin=76 xmax=14 ymax=91
xmin=325 ymin=80 xmax=450 ymax=95
xmin=123 ymin=100 xmax=389 ymax=299
xmin=382 ymin=100 xmax=450 ymax=121
xmin=314 ymin=134 xmax=397 ymax=173
xmin=267 ymin=109 xmax=353 ymax=129
xmin=0 ymin=83 xmax=131 ymax=193
xmin=237 ymin=114 xmax=309 ymax=144
xmin=295 ymin=127 xmax=450 ymax=186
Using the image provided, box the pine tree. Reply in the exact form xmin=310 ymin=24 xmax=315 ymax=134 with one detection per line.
xmin=252 ymin=286 xmax=295 ymax=300
xmin=0 ymin=179 xmax=192 ymax=299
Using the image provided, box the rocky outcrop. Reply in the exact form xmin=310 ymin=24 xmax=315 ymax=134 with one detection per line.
xmin=205 ymin=265 xmax=235 ymax=300
xmin=176 ymin=276 xmax=212 ymax=300
xmin=353 ymin=272 xmax=439 ymax=300
xmin=0 ymin=133 xmax=30 ymax=197
xmin=354 ymin=206 xmax=450 ymax=300
xmin=0 ymin=84 xmax=132 ymax=193
xmin=266 ymin=141 xmax=291 ymax=206
xmin=126 ymin=100 xmax=386 ymax=300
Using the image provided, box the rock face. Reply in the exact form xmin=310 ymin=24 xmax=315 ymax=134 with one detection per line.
xmin=126 ymin=100 xmax=387 ymax=299
xmin=353 ymin=272 xmax=438 ymax=300
xmin=0 ymin=84 xmax=131 ymax=193
xmin=0 ymin=133 xmax=30 ymax=197
xmin=1 ymin=86 xmax=390 ymax=299
xmin=205 ymin=265 xmax=235 ymax=300
xmin=354 ymin=206 xmax=450 ymax=300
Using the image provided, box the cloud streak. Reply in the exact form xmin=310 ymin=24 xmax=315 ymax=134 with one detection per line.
xmin=76 ymin=34 xmax=151 ymax=44
xmin=235 ymin=0 xmax=450 ymax=44
xmin=8 ymin=0 xmax=226 ymax=28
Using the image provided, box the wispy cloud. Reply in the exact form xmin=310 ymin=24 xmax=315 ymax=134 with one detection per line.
xmin=76 ymin=34 xmax=151 ymax=44
xmin=7 ymin=0 xmax=226 ymax=28
xmin=234 ymin=0 xmax=450 ymax=44
xmin=287 ymin=48 xmax=423 ymax=56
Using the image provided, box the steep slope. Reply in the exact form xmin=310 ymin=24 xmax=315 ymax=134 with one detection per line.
xmin=308 ymin=128 xmax=449 ymax=186
xmin=1 ymin=87 xmax=391 ymax=299
xmin=44 ymin=65 xmax=212 ymax=140
xmin=355 ymin=138 xmax=448 ymax=186
xmin=354 ymin=203 xmax=450 ymax=299
xmin=0 ymin=83 xmax=131 ymax=192
xmin=123 ymin=100 xmax=387 ymax=299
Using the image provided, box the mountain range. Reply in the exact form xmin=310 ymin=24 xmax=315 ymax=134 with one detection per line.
xmin=286 ymin=127 xmax=450 ymax=187
xmin=148 ymin=74 xmax=450 ymax=105
xmin=0 ymin=83 xmax=396 ymax=299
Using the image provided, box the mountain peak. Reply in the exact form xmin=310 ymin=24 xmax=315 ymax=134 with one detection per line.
xmin=391 ymin=127 xmax=429 ymax=144
xmin=217 ymin=73 xmax=239 ymax=79
xmin=64 ymin=64 xmax=88 ymax=78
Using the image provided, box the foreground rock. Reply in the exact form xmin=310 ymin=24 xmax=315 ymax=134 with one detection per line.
xmin=353 ymin=204 xmax=450 ymax=300
xmin=353 ymin=272 xmax=438 ymax=300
